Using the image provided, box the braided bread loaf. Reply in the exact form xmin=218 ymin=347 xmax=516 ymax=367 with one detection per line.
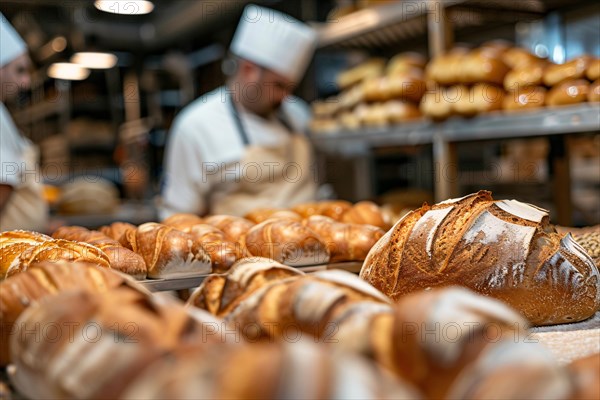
xmin=360 ymin=191 xmax=600 ymax=326
xmin=119 ymin=222 xmax=211 ymax=278
xmin=52 ymin=226 xmax=147 ymax=279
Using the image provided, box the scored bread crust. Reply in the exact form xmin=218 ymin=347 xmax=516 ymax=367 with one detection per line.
xmin=360 ymin=191 xmax=600 ymax=326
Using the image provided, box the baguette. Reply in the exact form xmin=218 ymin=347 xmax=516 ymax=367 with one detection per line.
xmin=360 ymin=190 xmax=600 ymax=325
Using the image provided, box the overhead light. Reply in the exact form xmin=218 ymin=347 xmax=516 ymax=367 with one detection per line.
xmin=94 ymin=1 xmax=154 ymax=15
xmin=47 ymin=63 xmax=90 ymax=81
xmin=71 ymin=52 xmax=118 ymax=69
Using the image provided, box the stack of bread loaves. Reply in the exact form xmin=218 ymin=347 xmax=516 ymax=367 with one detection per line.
xmin=311 ymin=53 xmax=427 ymax=132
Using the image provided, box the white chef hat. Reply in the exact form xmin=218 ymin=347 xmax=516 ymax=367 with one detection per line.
xmin=0 ymin=13 xmax=27 ymax=67
xmin=230 ymin=5 xmax=317 ymax=82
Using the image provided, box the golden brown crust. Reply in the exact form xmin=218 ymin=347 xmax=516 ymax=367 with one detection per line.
xmin=244 ymin=208 xmax=302 ymax=224
xmin=504 ymin=62 xmax=546 ymax=91
xmin=203 ymin=215 xmax=255 ymax=242
xmin=502 ymin=86 xmax=546 ymax=111
xmin=99 ymin=221 xmax=137 ymax=241
xmin=360 ymin=191 xmax=600 ymax=325
xmin=543 ymin=56 xmax=592 ymax=87
xmin=304 ymin=215 xmax=385 ymax=262
xmin=52 ymin=226 xmax=147 ymax=279
xmin=161 ymin=213 xmax=204 ymax=231
xmin=341 ymin=201 xmax=391 ymax=230
xmin=546 ymin=79 xmax=590 ymax=106
xmin=588 ymin=79 xmax=600 ymax=103
xmin=244 ymin=219 xmax=330 ymax=266
xmin=568 ymin=353 xmax=600 ymax=400
xmin=186 ymin=224 xmax=248 ymax=273
xmin=587 ymin=58 xmax=600 ymax=81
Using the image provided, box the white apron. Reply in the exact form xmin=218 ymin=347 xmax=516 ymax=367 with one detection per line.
xmin=209 ymin=98 xmax=316 ymax=216
xmin=0 ymin=142 xmax=48 ymax=232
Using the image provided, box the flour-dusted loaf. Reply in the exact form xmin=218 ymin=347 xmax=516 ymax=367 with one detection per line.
xmin=243 ymin=218 xmax=330 ymax=266
xmin=120 ymin=222 xmax=211 ymax=278
xmin=360 ymin=191 xmax=600 ymax=325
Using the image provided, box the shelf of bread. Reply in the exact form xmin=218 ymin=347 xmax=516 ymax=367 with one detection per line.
xmin=310 ymin=43 xmax=600 ymax=151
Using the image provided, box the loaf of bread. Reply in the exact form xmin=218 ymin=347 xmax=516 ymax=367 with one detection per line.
xmin=52 ymin=226 xmax=147 ymax=279
xmin=187 ymin=257 xmax=304 ymax=316
xmin=293 ymin=200 xmax=353 ymax=221
xmin=567 ymin=353 xmax=600 ymax=400
xmin=420 ymin=86 xmax=454 ymax=120
xmin=161 ymin=213 xmax=204 ymax=231
xmin=341 ymin=201 xmax=390 ymax=230
xmin=460 ymin=50 xmax=510 ymax=85
xmin=425 ymin=48 xmax=469 ymax=86
xmin=384 ymin=100 xmax=422 ymax=124
xmin=203 ymin=215 xmax=255 ymax=242
xmin=330 ymin=287 xmax=550 ymax=399
xmin=502 ymin=47 xmax=545 ymax=69
xmin=360 ymin=191 xmax=600 ymax=325
xmin=120 ymin=340 xmax=419 ymax=400
xmin=546 ymin=79 xmax=590 ymax=106
xmin=304 ymin=215 xmax=385 ymax=262
xmin=386 ymin=72 xmax=427 ymax=103
xmin=99 ymin=221 xmax=136 ymax=241
xmin=587 ymin=58 xmax=600 ymax=81
xmin=504 ymin=62 xmax=546 ymax=90
xmin=120 ymin=222 xmax=211 ymax=278
xmin=243 ymin=218 xmax=330 ymax=266
xmin=186 ymin=224 xmax=248 ymax=273
xmin=469 ymin=83 xmax=505 ymax=114
xmin=387 ymin=52 xmax=427 ymax=74
xmin=244 ymin=208 xmax=302 ymax=224
xmin=588 ymin=79 xmax=600 ymax=102
xmin=0 ymin=260 xmax=128 ymax=365
xmin=543 ymin=56 xmax=592 ymax=86
xmin=1 ymin=232 xmax=111 ymax=280
xmin=224 ymin=269 xmax=390 ymax=341
xmin=502 ymin=86 xmax=547 ymax=111
xmin=337 ymin=58 xmax=385 ymax=89
xmin=9 ymin=286 xmax=223 ymax=399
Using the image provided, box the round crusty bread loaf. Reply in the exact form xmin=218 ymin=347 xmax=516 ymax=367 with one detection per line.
xmin=360 ymin=191 xmax=600 ymax=326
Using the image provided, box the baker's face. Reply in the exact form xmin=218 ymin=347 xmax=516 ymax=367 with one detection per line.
xmin=0 ymin=54 xmax=31 ymax=101
xmin=239 ymin=60 xmax=296 ymax=117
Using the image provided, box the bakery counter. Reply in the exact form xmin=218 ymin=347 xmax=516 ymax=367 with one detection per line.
xmin=49 ymin=201 xmax=158 ymax=231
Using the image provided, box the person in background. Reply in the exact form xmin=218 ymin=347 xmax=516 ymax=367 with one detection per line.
xmin=159 ymin=4 xmax=318 ymax=219
xmin=0 ymin=13 xmax=48 ymax=232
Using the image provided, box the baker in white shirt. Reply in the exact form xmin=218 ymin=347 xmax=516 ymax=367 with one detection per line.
xmin=0 ymin=13 xmax=48 ymax=232
xmin=160 ymin=5 xmax=318 ymax=219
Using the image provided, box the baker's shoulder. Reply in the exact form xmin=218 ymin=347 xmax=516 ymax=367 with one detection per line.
xmin=172 ymin=88 xmax=229 ymax=135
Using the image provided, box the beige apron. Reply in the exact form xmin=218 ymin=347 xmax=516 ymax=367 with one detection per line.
xmin=211 ymin=134 xmax=316 ymax=216
xmin=0 ymin=143 xmax=49 ymax=232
